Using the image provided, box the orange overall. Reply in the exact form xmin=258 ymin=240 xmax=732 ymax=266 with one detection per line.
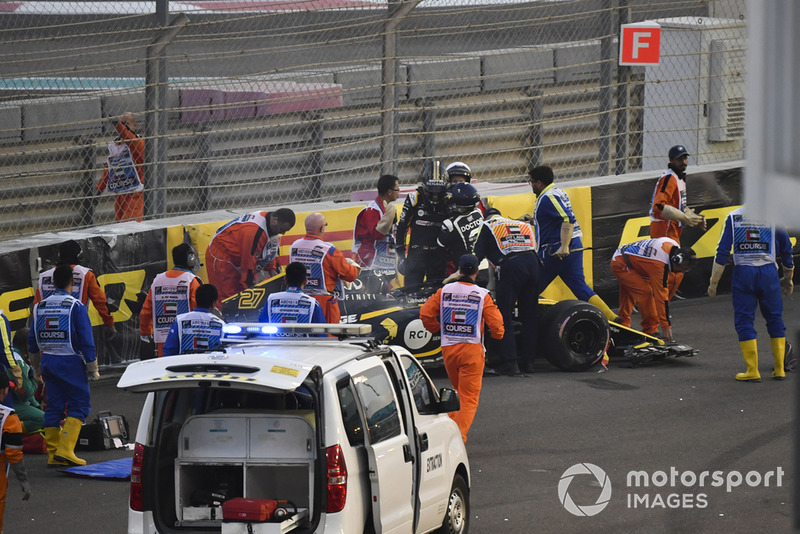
xmin=140 ymin=270 xmax=201 ymax=356
xmin=611 ymin=238 xmax=677 ymax=336
xmin=0 ymin=409 xmax=24 ymax=532
xmin=289 ymin=235 xmax=360 ymax=324
xmin=420 ymin=280 xmax=504 ymax=443
xmin=96 ymin=121 xmax=145 ymax=222
xmin=649 ymin=169 xmax=686 ymax=299
xmin=206 ymin=211 xmax=277 ymax=302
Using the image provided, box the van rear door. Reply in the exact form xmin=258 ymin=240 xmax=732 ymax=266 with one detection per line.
xmin=117 ymin=352 xmax=314 ymax=393
xmin=346 ymin=359 xmax=414 ymax=534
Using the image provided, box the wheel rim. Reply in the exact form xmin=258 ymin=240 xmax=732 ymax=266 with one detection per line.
xmin=567 ymin=318 xmax=604 ymax=355
xmin=447 ymin=488 xmax=466 ymax=533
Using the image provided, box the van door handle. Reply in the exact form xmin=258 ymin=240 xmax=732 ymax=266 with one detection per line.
xmin=419 ymin=433 xmax=429 ymax=452
xmin=403 ymin=444 xmax=413 ymax=463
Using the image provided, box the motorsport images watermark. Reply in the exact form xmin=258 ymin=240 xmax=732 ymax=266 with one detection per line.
xmin=558 ymin=463 xmax=784 ymax=516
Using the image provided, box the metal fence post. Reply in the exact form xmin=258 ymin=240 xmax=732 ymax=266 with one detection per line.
xmin=381 ymin=0 xmax=422 ymax=176
xmin=307 ymin=112 xmax=324 ymax=201
xmin=615 ymin=0 xmax=630 ymax=175
xmin=144 ymin=10 xmax=188 ymax=219
xmin=420 ymin=98 xmax=436 ymax=160
xmin=79 ymin=137 xmax=97 ymax=227
xmin=526 ymin=88 xmax=544 ymax=171
xmin=598 ymin=0 xmax=615 ymax=177
xmin=196 ymin=127 xmax=211 ymax=212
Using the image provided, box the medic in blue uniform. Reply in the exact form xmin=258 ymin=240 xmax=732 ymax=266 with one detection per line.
xmin=163 ymin=284 xmax=226 ymax=357
xmin=259 ymin=262 xmax=326 ymax=325
xmin=707 ymin=207 xmax=794 ymax=381
xmin=27 ymin=264 xmax=97 ymax=467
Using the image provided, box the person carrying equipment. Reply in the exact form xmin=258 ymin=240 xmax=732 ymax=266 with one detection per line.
xmin=96 ymin=112 xmax=146 ymax=222
xmin=528 ymin=165 xmax=618 ymax=321
xmin=648 ymin=145 xmax=706 ymax=299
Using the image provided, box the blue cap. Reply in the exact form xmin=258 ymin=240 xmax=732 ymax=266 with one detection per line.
xmin=668 ymin=145 xmax=689 ymax=159
xmin=458 ymin=254 xmax=480 ymax=275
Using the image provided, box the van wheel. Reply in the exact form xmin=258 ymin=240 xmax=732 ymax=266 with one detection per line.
xmin=539 ymin=300 xmax=609 ymax=371
xmin=436 ymin=474 xmax=469 ymax=534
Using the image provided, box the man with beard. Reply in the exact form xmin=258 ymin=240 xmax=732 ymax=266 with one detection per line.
xmin=648 ymin=145 xmax=706 ymax=299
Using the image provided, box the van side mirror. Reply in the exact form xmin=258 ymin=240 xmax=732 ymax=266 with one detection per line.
xmin=437 ymin=388 xmax=460 ymax=413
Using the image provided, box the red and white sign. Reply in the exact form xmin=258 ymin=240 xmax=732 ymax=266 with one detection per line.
xmin=619 ymin=22 xmax=661 ymax=66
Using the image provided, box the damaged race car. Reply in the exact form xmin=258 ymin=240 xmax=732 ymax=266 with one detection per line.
xmin=221 ymin=269 xmax=699 ymax=371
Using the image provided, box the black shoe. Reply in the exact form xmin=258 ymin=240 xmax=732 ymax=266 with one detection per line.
xmin=785 ymin=342 xmax=795 ymax=372
xmin=495 ymin=363 xmax=525 ymax=377
xmin=483 ymin=366 xmax=500 ymax=377
xmin=521 ymin=362 xmax=536 ymax=374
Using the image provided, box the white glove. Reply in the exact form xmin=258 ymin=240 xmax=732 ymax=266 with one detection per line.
xmin=345 ymin=257 xmax=362 ymax=275
xmin=684 ymin=207 xmax=707 ymax=230
xmin=86 ymin=360 xmax=100 ymax=381
xmin=9 ymin=365 xmax=23 ymax=389
xmin=375 ymin=203 xmax=397 ymax=236
xmin=707 ymin=262 xmax=726 ymax=298
xmin=443 ymin=271 xmax=462 ymax=284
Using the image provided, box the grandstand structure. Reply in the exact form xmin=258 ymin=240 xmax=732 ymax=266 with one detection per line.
xmin=0 ymin=0 xmax=747 ymax=237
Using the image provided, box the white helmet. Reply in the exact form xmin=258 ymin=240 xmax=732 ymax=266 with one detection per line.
xmin=446 ymin=162 xmax=472 ymax=183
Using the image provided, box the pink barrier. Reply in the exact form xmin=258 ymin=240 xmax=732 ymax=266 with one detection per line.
xmin=181 ymin=81 xmax=343 ymax=123
xmin=180 ymin=88 xmax=225 ymax=124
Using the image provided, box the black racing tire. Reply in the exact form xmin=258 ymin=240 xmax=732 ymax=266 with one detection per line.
xmin=436 ymin=474 xmax=469 ymax=534
xmin=539 ymin=300 xmax=609 ymax=371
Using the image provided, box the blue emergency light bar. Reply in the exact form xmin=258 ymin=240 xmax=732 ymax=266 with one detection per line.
xmin=222 ymin=322 xmax=372 ymax=341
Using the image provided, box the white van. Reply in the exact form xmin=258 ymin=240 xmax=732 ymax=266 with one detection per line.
xmin=118 ymin=324 xmax=470 ymax=534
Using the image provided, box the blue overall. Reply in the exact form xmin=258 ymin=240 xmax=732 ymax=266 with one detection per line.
xmin=714 ymin=208 xmax=794 ymax=341
xmin=28 ymin=290 xmax=96 ymax=426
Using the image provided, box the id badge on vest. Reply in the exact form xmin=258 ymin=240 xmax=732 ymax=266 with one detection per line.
xmin=106 ymin=142 xmax=143 ymax=194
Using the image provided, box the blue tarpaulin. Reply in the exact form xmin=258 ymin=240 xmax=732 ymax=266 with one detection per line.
xmin=62 ymin=457 xmax=132 ymax=480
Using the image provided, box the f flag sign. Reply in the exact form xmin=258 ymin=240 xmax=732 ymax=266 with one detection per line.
xmin=619 ymin=22 xmax=661 ymax=66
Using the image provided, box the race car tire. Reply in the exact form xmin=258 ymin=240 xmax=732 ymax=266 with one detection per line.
xmin=539 ymin=300 xmax=609 ymax=371
xmin=435 ymin=473 xmax=469 ymax=534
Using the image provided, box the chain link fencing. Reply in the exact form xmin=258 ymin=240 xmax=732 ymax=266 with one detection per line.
xmin=0 ymin=0 xmax=747 ymax=238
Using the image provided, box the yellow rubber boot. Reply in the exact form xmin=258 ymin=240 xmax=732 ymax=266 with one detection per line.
xmin=736 ymin=339 xmax=761 ymax=382
xmin=588 ymin=295 xmax=620 ymax=322
xmin=53 ymin=417 xmax=86 ymax=466
xmin=44 ymin=427 xmax=68 ymax=468
xmin=771 ymin=337 xmax=786 ymax=380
